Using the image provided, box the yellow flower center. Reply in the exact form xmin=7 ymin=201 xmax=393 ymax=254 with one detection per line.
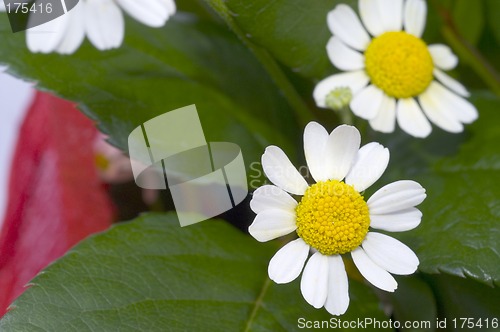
xmin=364 ymin=31 xmax=434 ymax=98
xmin=295 ymin=180 xmax=370 ymax=255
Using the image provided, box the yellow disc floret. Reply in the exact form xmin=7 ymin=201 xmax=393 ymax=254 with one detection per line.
xmin=295 ymin=180 xmax=370 ymax=255
xmin=365 ymin=31 xmax=433 ymax=99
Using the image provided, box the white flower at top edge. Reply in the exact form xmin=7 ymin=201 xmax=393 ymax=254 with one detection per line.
xmin=313 ymin=0 xmax=478 ymax=138
xmin=16 ymin=0 xmax=176 ymax=54
xmin=249 ymin=122 xmax=426 ymax=315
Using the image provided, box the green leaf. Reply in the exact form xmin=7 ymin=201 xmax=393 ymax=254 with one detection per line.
xmin=390 ymin=276 xmax=437 ymax=332
xmin=375 ymin=92 xmax=500 ymax=287
xmin=0 ymin=213 xmax=389 ymax=331
xmin=0 ymin=14 xmax=299 ymax=164
xmin=452 ymin=0 xmax=484 ymax=45
xmin=426 ymin=274 xmax=500 ymax=331
xmin=203 ymin=0 xmax=356 ymax=80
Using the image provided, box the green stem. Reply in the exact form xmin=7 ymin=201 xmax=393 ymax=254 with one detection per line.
xmin=442 ymin=27 xmax=500 ymax=96
xmin=251 ymin=49 xmax=313 ymax=127
xmin=432 ymin=1 xmax=500 ymax=96
xmin=243 ymin=277 xmax=271 ymax=332
xmin=338 ymin=106 xmax=353 ymax=125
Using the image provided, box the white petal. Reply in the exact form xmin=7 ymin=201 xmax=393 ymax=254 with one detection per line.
xmin=368 ymin=94 xmax=397 ymax=133
xmin=250 ymin=185 xmax=297 ymax=214
xmin=368 ymin=180 xmax=426 ymax=214
xmin=116 ymin=0 xmax=169 ymax=27
xmin=396 ymin=98 xmax=432 ymax=138
xmin=268 ymin=238 xmax=310 ymax=284
xmin=84 ymin=0 xmax=125 ymax=50
xmin=378 ymin=0 xmax=403 ymax=32
xmin=370 ymin=207 xmax=422 ymax=232
xmin=428 ymin=44 xmax=458 ymax=70
xmin=248 ymin=209 xmax=297 ymax=242
xmin=327 ymin=36 xmax=365 ymax=71
xmin=421 ymin=81 xmax=477 ymax=124
xmin=261 ymin=146 xmax=308 ymax=195
xmin=161 ymin=0 xmax=176 ymax=16
xmin=327 ymin=4 xmax=371 ymax=51
xmin=323 ymin=125 xmax=361 ymax=181
xmin=350 ymin=85 xmax=385 ymax=120
xmin=300 ymin=252 xmax=329 ymax=308
xmin=359 ymin=0 xmax=385 ymax=36
xmin=362 ymin=232 xmax=419 ymax=275
xmin=346 ymin=142 xmax=389 ymax=192
xmin=433 ymin=68 xmax=470 ymax=97
xmin=26 ymin=12 xmax=69 ymax=53
xmin=313 ymin=71 xmax=370 ymax=108
xmin=351 ymin=247 xmax=397 ymax=292
xmin=404 ymin=0 xmax=427 ymax=37
xmin=56 ymin=3 xmax=85 ymax=54
xmin=419 ymin=82 xmax=464 ymax=133
xmin=303 ymin=122 xmax=329 ymax=182
xmin=324 ymin=255 xmax=349 ymax=316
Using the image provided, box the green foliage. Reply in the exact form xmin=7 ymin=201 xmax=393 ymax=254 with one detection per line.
xmin=204 ymin=0 xmax=356 ymax=81
xmin=0 ymin=15 xmax=299 ymax=164
xmin=0 ymin=214 xmax=387 ymax=331
xmin=382 ymin=94 xmax=500 ymax=287
xmin=1 ymin=0 xmax=500 ymax=330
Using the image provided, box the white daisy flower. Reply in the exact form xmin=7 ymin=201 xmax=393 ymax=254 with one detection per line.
xmin=24 ymin=0 xmax=176 ymax=54
xmin=249 ymin=122 xmax=425 ymax=315
xmin=313 ymin=0 xmax=478 ymax=138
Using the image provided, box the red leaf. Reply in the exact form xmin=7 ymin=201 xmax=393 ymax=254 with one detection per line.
xmin=0 ymin=92 xmax=114 ymax=316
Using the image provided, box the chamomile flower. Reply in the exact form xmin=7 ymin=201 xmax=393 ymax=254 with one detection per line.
xmin=249 ymin=122 xmax=425 ymax=315
xmin=313 ymin=0 xmax=478 ymax=138
xmin=24 ymin=0 xmax=176 ymax=54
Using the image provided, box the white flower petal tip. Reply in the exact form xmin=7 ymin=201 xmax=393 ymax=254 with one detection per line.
xmin=419 ymin=82 xmax=464 ymax=133
xmin=350 ymin=85 xmax=385 ymax=120
xmin=268 ymin=238 xmax=309 ymax=284
xmin=396 ymin=98 xmax=432 ymax=138
xmin=300 ymin=252 xmax=329 ymax=308
xmin=327 ymin=36 xmax=365 ymax=71
xmin=26 ymin=14 xmax=69 ymax=54
xmin=261 ymin=146 xmax=308 ymax=195
xmin=248 ymin=209 xmax=296 ymax=242
xmin=352 ymin=247 xmax=398 ymax=292
xmin=303 ymin=122 xmax=329 ymax=182
xmin=84 ymin=0 xmax=125 ymax=50
xmin=421 ymin=81 xmax=478 ymax=126
xmin=250 ymin=185 xmax=297 ymax=215
xmin=313 ymin=71 xmax=370 ymax=108
xmin=323 ymin=125 xmax=361 ymax=181
xmin=346 ymin=142 xmax=390 ymax=192
xmin=327 ymin=4 xmax=371 ymax=51
xmin=370 ymin=207 xmax=422 ymax=232
xmin=362 ymin=233 xmax=419 ymax=275
xmin=116 ymin=0 xmax=175 ymax=28
xmin=368 ymin=180 xmax=426 ymax=215
xmin=325 ymin=255 xmax=349 ymax=316
xmin=428 ymin=44 xmax=459 ymax=70
xmin=404 ymin=0 xmax=427 ymax=37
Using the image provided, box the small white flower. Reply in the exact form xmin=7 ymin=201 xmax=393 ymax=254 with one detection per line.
xmin=24 ymin=0 xmax=176 ymax=54
xmin=249 ymin=122 xmax=425 ymax=315
xmin=314 ymin=0 xmax=478 ymax=138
